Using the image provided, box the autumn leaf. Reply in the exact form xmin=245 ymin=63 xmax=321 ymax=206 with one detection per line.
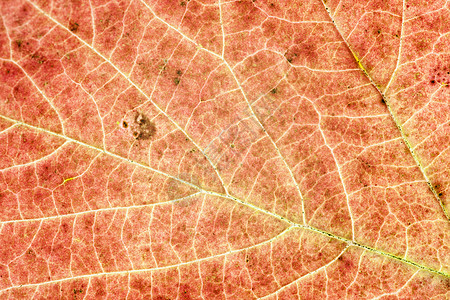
xmin=0 ymin=0 xmax=449 ymax=299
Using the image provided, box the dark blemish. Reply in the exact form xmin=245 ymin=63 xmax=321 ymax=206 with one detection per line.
xmin=69 ymin=20 xmax=79 ymax=32
xmin=284 ymin=48 xmax=298 ymax=64
xmin=230 ymin=144 xmax=235 ymax=148
xmin=433 ymin=182 xmax=445 ymax=197
xmin=31 ymin=53 xmax=46 ymax=64
xmin=176 ymin=69 xmax=183 ymax=76
xmin=347 ymin=103 xmax=356 ymax=110
xmin=122 ymin=121 xmax=128 ymax=128
xmin=337 ymin=256 xmax=343 ymax=260
xmin=132 ymin=112 xmax=156 ymax=140
xmin=431 ymin=64 xmax=450 ymax=87
xmin=21 ymin=5 xmax=30 ymax=14
xmin=174 ymin=77 xmax=180 ymax=85
xmin=61 ymin=223 xmax=69 ymax=233
xmin=270 ymin=88 xmax=277 ymax=94
xmin=285 ymin=50 xmax=297 ymax=63
xmin=84 ymin=218 xmax=94 ymax=229
xmin=377 ymin=29 xmax=381 ymax=34
xmin=381 ymin=98 xmax=386 ymax=104
xmin=136 ymin=113 xmax=147 ymax=125
xmin=180 ymin=1 xmax=186 ymax=6
xmin=15 ymin=40 xmax=22 ymax=48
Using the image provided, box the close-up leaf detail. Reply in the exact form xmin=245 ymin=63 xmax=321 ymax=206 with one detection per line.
xmin=0 ymin=0 xmax=449 ymax=299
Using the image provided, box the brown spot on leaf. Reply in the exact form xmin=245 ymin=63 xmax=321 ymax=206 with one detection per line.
xmin=131 ymin=112 xmax=156 ymax=140
xmin=61 ymin=222 xmax=70 ymax=234
xmin=284 ymin=50 xmax=297 ymax=63
xmin=69 ymin=20 xmax=79 ymax=32
xmin=122 ymin=121 xmax=128 ymax=128
xmin=337 ymin=255 xmax=354 ymax=270
xmin=84 ymin=217 xmax=94 ymax=228
xmin=433 ymin=182 xmax=444 ymax=198
xmin=430 ymin=60 xmax=450 ymax=87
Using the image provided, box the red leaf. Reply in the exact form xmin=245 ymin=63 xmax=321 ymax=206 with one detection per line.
xmin=0 ymin=0 xmax=449 ymax=298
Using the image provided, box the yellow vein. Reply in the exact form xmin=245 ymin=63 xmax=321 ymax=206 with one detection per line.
xmin=319 ymin=0 xmax=449 ymax=221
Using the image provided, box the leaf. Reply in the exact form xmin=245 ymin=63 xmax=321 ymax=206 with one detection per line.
xmin=0 ymin=0 xmax=449 ymax=298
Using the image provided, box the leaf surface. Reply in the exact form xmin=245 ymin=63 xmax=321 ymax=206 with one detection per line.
xmin=0 ymin=0 xmax=449 ymax=299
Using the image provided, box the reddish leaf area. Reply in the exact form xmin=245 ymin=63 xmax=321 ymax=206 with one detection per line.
xmin=0 ymin=0 xmax=449 ymax=299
